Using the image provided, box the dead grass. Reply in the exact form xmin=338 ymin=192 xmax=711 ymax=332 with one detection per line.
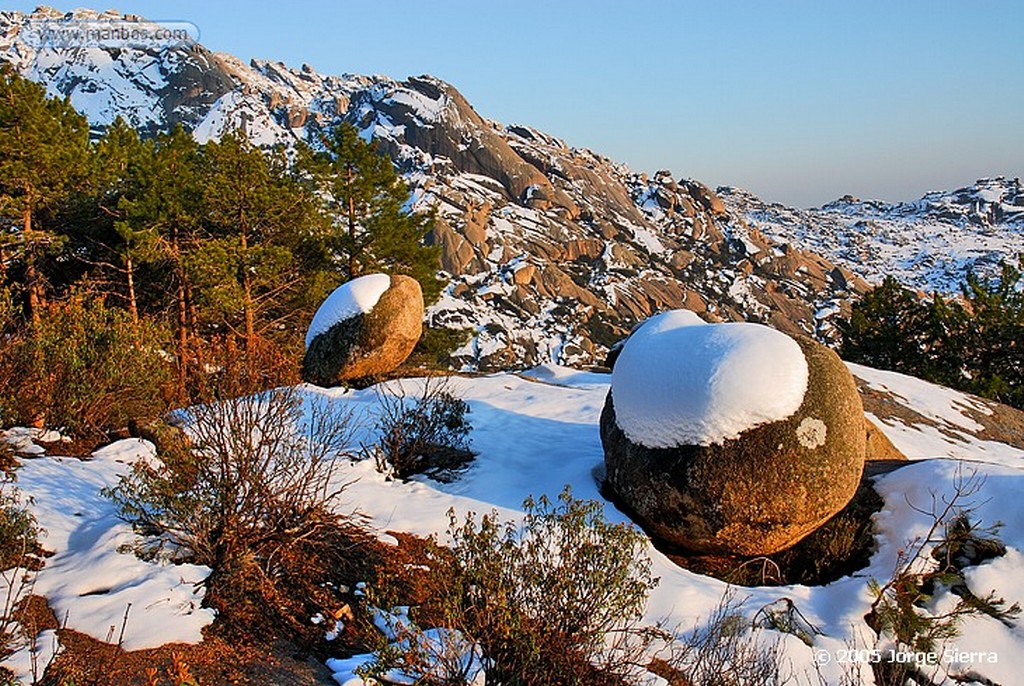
xmin=41 ymin=627 xmax=336 ymax=686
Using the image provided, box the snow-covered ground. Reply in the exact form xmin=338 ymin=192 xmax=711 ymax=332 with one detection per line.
xmin=0 ymin=438 xmax=214 ymax=683
xmin=4 ymin=365 xmax=1024 ymax=685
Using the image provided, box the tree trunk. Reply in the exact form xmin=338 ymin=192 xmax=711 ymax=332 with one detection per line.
xmin=171 ymin=228 xmax=190 ymax=396
xmin=346 ymin=162 xmax=358 ymax=278
xmin=176 ymin=275 xmax=188 ymax=394
xmin=125 ymin=251 xmax=139 ymax=323
xmin=23 ymin=200 xmax=41 ymax=328
xmin=240 ymin=228 xmax=255 ymax=346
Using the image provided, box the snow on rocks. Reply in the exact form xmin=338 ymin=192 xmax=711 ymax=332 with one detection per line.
xmin=305 ymin=273 xmax=393 ymax=348
xmin=609 ymin=309 xmax=808 ymax=448
xmin=602 ymin=313 xmax=865 ymax=555
xmin=316 ymin=367 xmax=1024 ymax=684
xmin=302 ymin=274 xmax=424 ymax=386
xmin=850 ymin=363 xmax=1024 ymax=466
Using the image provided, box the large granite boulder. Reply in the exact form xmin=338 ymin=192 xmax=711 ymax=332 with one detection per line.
xmin=302 ymin=274 xmax=423 ymax=386
xmin=601 ymin=310 xmax=866 ymax=556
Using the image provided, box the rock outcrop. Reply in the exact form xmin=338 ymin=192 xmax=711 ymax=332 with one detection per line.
xmin=865 ymin=417 xmax=907 ymax=460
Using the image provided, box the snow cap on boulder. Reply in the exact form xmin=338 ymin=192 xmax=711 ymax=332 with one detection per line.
xmin=611 ymin=310 xmax=809 ymax=448
xmin=305 ymin=273 xmax=392 ymax=349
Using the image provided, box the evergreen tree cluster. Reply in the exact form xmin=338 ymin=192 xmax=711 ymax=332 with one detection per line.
xmin=840 ymin=265 xmax=1024 ymax=409
xmin=0 ymin=67 xmax=440 ymax=412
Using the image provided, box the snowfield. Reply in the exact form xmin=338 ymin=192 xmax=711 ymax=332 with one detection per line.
xmin=4 ymin=364 xmax=1024 ymax=685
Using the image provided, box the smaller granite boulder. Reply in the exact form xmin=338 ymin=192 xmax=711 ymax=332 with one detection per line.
xmin=302 ymin=274 xmax=423 ymax=386
xmin=601 ymin=310 xmax=866 ymax=556
xmin=865 ymin=417 xmax=906 ymax=461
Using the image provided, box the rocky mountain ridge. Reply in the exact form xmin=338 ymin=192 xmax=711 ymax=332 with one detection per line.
xmin=720 ymin=176 xmax=1024 ymax=295
xmin=5 ymin=7 xmax=1016 ymax=370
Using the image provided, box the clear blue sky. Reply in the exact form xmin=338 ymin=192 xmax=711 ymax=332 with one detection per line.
xmin=11 ymin=1 xmax=1024 ymax=207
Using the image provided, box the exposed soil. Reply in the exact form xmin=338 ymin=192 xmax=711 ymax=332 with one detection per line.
xmin=42 ymin=626 xmax=337 ymax=686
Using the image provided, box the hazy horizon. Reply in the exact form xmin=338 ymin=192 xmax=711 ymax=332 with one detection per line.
xmin=7 ymin=0 xmax=1023 ymax=207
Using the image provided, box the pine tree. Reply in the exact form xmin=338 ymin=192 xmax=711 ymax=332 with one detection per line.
xmin=116 ymin=125 xmax=204 ymax=392
xmin=959 ymin=262 xmax=1024 ymax=406
xmin=0 ymin=65 xmax=91 ymax=326
xmin=839 ymin=276 xmax=930 ymax=374
xmin=197 ymin=131 xmax=320 ymax=346
xmin=307 ymin=123 xmax=440 ymax=302
xmin=83 ymin=116 xmax=161 ymax=321
xmin=920 ymin=292 xmax=968 ymax=387
xmin=841 ymin=266 xmax=1024 ymax=410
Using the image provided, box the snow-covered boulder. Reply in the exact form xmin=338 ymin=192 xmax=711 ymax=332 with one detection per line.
xmin=302 ymin=274 xmax=424 ymax=386
xmin=600 ymin=310 xmax=865 ymax=556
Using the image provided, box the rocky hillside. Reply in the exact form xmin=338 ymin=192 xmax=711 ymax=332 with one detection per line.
xmin=0 ymin=6 xmax=929 ymax=370
xmin=720 ymin=177 xmax=1024 ymax=295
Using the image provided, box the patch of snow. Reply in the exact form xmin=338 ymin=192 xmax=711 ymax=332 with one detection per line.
xmin=302 ymin=370 xmax=1024 ymax=685
xmin=385 ymin=87 xmax=446 ymax=124
xmin=305 ymin=274 xmax=392 ymax=348
xmin=520 ymin=364 xmax=610 ymax=389
xmin=849 ymin=364 xmax=1024 ymax=466
xmin=328 ymin=606 xmax=484 ymax=685
xmin=4 ymin=440 xmax=215 ymax=654
xmin=2 ymin=427 xmax=48 ymax=455
xmin=611 ymin=310 xmax=808 ymax=447
xmin=2 ymin=629 xmax=62 ymax=685
xmin=849 ymin=363 xmax=989 ymax=432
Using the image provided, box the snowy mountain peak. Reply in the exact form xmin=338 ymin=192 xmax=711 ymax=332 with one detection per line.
xmin=820 ymin=176 xmax=1024 ymax=228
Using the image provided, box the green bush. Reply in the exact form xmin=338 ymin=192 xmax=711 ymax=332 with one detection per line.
xmin=362 ymin=487 xmax=661 ymax=685
xmin=0 ymin=296 xmax=175 ymax=438
xmin=408 ymin=326 xmax=473 ymax=369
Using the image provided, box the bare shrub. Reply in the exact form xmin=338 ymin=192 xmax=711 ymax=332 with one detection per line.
xmin=865 ymin=467 xmax=1020 ymax=686
xmin=187 ymin=334 xmax=301 ymax=403
xmin=362 ymin=487 xmax=662 ymax=685
xmin=369 ymin=377 xmax=473 ymax=481
xmin=106 ymin=386 xmax=371 ymax=645
xmin=653 ymin=590 xmax=788 ymax=686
